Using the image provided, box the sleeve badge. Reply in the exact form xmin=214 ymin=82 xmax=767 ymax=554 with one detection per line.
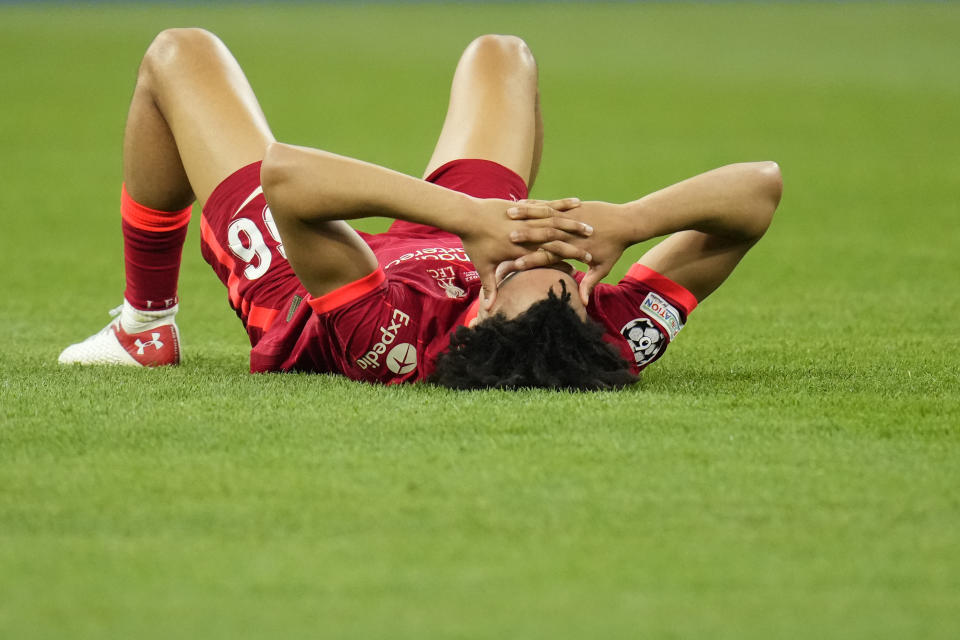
xmin=620 ymin=317 xmax=667 ymax=367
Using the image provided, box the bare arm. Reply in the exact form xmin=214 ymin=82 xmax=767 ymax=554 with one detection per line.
xmin=620 ymin=162 xmax=781 ymax=241
xmin=263 ymin=142 xmax=489 ymax=232
xmin=508 ymin=161 xmax=783 ymax=303
xmin=260 ymin=142 xmax=591 ymax=305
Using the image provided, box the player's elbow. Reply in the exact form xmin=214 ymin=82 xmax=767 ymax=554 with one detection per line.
xmin=261 ymin=142 xmax=299 ymax=220
xmin=759 ymin=161 xmax=783 ymax=208
xmin=261 ymin=141 xmax=291 ymax=190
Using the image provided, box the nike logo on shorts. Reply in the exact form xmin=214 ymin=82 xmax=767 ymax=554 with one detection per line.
xmin=231 ymin=186 xmax=264 ymax=219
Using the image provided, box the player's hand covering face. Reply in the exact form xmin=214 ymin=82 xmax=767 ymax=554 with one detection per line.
xmin=459 ymin=197 xmax=593 ymax=309
xmin=502 ymin=199 xmax=631 ymax=305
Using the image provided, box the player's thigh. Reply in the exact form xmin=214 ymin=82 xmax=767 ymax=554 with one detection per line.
xmin=423 ymin=35 xmax=539 ymax=183
xmin=142 ymin=28 xmax=274 ymax=206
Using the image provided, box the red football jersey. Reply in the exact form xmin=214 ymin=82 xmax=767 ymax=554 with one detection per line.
xmin=249 ymin=228 xmax=482 ymax=382
xmin=201 ymin=159 xmax=698 ymax=384
xmin=248 ymin=236 xmax=697 ymax=384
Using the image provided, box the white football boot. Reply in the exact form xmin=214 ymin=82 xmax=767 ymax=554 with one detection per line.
xmin=58 ymin=300 xmax=181 ymax=367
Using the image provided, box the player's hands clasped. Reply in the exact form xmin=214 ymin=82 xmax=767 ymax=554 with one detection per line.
xmin=459 ymin=197 xmax=594 ymax=309
xmin=504 ymin=199 xmax=634 ymax=305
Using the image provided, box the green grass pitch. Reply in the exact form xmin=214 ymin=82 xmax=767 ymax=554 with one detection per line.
xmin=1 ymin=2 xmax=958 ymax=638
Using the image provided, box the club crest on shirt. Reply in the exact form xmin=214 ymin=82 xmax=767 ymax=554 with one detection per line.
xmin=427 ymin=266 xmax=466 ymax=298
xmin=639 ymin=292 xmax=683 ymax=341
xmin=620 ymin=317 xmax=666 ymax=367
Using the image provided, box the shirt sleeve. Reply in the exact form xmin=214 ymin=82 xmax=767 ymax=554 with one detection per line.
xmin=620 ymin=263 xmax=698 ymax=326
xmin=583 ymin=263 xmax=699 ymax=373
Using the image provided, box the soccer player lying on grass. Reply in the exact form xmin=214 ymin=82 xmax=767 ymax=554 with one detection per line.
xmin=59 ymin=29 xmax=782 ymax=390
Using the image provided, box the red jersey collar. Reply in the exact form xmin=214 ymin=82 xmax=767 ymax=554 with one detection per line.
xmin=460 ymin=297 xmax=481 ymax=327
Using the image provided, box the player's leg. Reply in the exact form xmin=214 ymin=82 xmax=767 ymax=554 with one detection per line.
xmin=60 ymin=28 xmax=274 ymax=366
xmin=124 ymin=28 xmax=273 ymax=209
xmin=424 ymin=34 xmax=543 ymax=188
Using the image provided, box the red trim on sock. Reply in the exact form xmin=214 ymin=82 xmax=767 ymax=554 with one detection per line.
xmin=121 ymin=184 xmax=192 ymax=232
xmin=121 ymin=185 xmax=194 ymax=312
xmin=120 ymin=186 xmax=193 ymax=311
xmin=307 ymin=268 xmax=386 ymax=315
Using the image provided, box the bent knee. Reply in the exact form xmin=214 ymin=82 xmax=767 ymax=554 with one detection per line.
xmin=141 ymin=28 xmax=223 ymax=78
xmin=464 ymin=34 xmax=535 ymax=71
xmin=469 ymin=33 xmax=531 ymax=54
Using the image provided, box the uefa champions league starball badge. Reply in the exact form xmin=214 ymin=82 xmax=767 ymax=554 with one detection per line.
xmin=620 ymin=317 xmax=665 ymax=366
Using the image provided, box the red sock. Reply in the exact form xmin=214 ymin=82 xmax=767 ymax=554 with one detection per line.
xmin=121 ymin=184 xmax=192 ymax=311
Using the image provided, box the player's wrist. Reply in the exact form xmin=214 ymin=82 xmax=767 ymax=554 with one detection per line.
xmin=455 ymin=196 xmax=492 ymax=239
xmin=620 ymin=200 xmax=656 ymax=244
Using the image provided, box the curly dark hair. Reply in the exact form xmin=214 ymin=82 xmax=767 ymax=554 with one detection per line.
xmin=430 ymin=282 xmax=637 ymax=390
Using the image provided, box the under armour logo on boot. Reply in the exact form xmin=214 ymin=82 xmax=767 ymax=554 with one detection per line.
xmin=134 ymin=333 xmax=164 ymax=355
